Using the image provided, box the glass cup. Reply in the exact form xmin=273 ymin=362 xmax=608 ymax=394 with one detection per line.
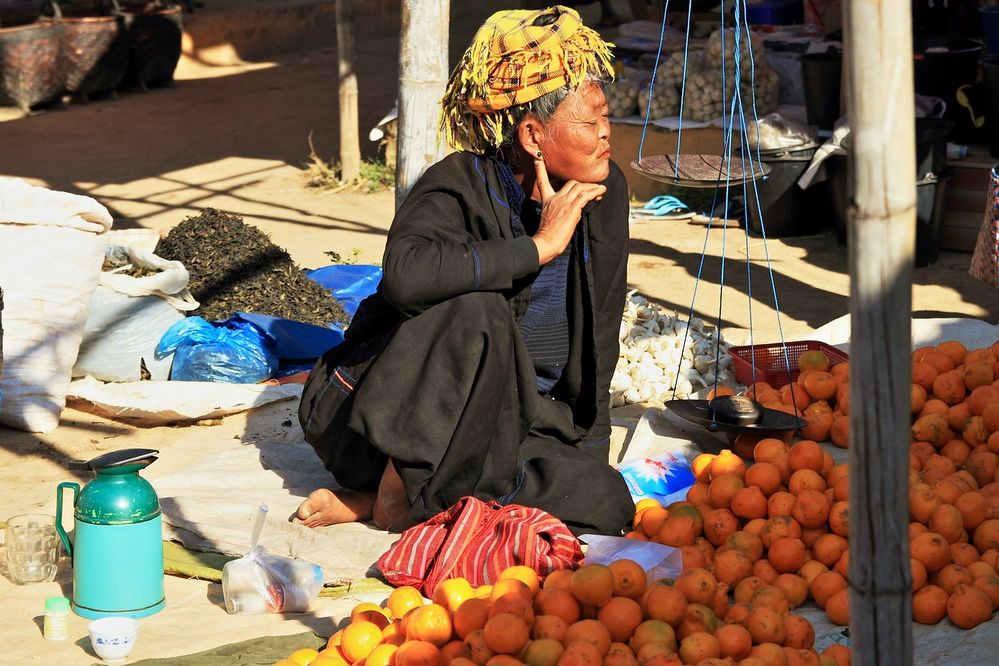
xmin=4 ymin=514 xmax=59 ymax=584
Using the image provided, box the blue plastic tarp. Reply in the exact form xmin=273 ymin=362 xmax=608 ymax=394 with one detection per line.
xmin=305 ymin=264 xmax=382 ymax=319
xmin=231 ymin=312 xmax=344 ymax=362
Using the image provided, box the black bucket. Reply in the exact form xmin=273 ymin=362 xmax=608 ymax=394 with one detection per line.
xmin=915 ymin=117 xmax=954 ymax=179
xmin=827 ymin=157 xmax=952 ymax=268
xmin=914 ymin=171 xmax=951 ymax=267
xmin=800 ymin=50 xmax=842 ymax=131
xmin=983 ymin=56 xmax=999 ymax=158
xmin=913 ymin=37 xmax=984 ymax=143
xmin=747 ymin=143 xmax=827 ymax=237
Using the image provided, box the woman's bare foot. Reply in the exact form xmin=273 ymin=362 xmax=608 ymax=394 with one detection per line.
xmin=293 ymin=488 xmax=376 ymax=528
xmin=373 ymin=461 xmax=415 ymax=533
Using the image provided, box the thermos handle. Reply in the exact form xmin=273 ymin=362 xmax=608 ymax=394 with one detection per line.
xmin=55 ymin=482 xmax=80 ymax=558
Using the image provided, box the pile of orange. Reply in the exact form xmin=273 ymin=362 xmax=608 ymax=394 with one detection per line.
xmin=275 ymin=339 xmax=999 ymax=666
xmin=626 ymin=337 xmax=999 ymax=634
xmin=276 ymin=562 xmax=849 ymax=666
xmin=905 ymin=339 xmax=999 ymax=628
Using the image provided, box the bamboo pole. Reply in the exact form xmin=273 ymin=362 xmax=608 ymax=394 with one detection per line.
xmin=396 ymin=0 xmax=450 ymax=210
xmin=336 ymin=0 xmax=361 ymax=183
xmin=843 ymin=0 xmax=917 ymax=663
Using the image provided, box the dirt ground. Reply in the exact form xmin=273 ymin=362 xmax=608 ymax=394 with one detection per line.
xmin=0 ymin=1 xmax=998 ymax=661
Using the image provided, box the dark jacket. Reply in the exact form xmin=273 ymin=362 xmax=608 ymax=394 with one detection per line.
xmin=349 ymin=151 xmax=628 ymax=444
xmin=299 ymin=151 xmax=631 ymax=529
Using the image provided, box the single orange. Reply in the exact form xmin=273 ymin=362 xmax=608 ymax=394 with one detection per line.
xmin=608 ymin=559 xmax=647 ymax=599
xmin=564 ymin=619 xmax=612 ymax=656
xmin=569 ymin=563 xmax=615 ymax=607
xmin=482 ymin=613 xmax=529 ymax=655
xmin=388 ymin=586 xmax=426 ymax=620
xmin=597 ymin=597 xmax=643 ymax=643
xmin=342 ymin=620 xmax=385 ymax=663
xmin=405 ymin=604 xmax=454 ymax=647
xmin=396 ymin=640 xmax=443 ymax=666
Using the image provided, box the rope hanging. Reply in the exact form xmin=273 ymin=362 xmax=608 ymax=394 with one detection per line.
xmin=630 ymin=0 xmax=800 ymax=424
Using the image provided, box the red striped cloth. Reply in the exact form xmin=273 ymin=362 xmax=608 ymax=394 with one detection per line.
xmin=376 ymin=496 xmax=583 ymax=597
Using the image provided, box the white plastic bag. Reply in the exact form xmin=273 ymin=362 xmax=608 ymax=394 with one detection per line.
xmin=580 ymin=535 xmax=683 ymax=583
xmin=99 ymin=244 xmax=199 ymax=311
xmin=221 ymin=545 xmax=324 ymax=615
xmin=0 ymin=178 xmax=112 ymax=432
xmin=72 ymin=286 xmax=183 ymax=382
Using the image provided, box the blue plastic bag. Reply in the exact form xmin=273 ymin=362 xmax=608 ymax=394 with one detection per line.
xmin=156 ymin=317 xmax=279 ymax=383
xmin=304 ymin=264 xmax=382 ymax=319
xmin=615 ymin=452 xmax=696 ymax=506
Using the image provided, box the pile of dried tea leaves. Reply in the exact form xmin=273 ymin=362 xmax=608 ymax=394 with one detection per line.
xmin=156 ymin=209 xmax=349 ymax=326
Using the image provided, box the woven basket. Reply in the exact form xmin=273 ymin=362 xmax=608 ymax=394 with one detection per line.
xmin=0 ymin=18 xmax=63 ymax=111
xmin=119 ymin=1 xmax=181 ymax=90
xmin=60 ymin=12 xmax=127 ymax=98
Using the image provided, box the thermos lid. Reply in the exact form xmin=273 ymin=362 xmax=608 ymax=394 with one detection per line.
xmin=45 ymin=596 xmax=70 ymax=612
xmin=69 ymin=448 xmax=159 ymax=472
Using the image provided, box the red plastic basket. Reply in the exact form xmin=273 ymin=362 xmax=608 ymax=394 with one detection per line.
xmin=728 ymin=341 xmax=849 ymax=388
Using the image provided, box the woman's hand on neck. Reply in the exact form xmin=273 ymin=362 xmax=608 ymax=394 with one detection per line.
xmin=508 ymin=143 xmax=561 ymax=203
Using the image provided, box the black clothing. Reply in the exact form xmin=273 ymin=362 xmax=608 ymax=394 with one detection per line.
xmin=299 ymin=152 xmax=633 ymax=535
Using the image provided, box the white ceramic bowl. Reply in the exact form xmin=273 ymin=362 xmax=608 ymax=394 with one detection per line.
xmin=88 ymin=616 xmax=139 ymax=664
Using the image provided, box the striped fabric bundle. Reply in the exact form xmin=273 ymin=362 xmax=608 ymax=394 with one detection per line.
xmin=376 ymin=496 xmax=583 ymax=597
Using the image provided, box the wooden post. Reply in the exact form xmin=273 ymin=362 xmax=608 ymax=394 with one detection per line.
xmin=396 ymin=0 xmax=450 ymax=210
xmin=336 ymin=0 xmax=361 ymax=183
xmin=843 ymin=0 xmax=916 ymax=663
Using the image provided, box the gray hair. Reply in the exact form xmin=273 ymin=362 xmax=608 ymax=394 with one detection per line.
xmin=499 ymin=76 xmax=608 ymax=149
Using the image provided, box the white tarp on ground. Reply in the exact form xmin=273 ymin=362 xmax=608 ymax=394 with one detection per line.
xmin=151 ymin=436 xmax=399 ymax=585
xmin=805 ymin=314 xmax=999 ymax=352
xmin=6 ymin=316 xmax=992 ymax=663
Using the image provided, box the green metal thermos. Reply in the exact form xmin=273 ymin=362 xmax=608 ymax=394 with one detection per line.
xmin=55 ymin=448 xmax=165 ymax=619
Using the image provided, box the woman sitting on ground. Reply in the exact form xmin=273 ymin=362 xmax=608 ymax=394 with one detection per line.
xmin=294 ymin=5 xmax=634 ymax=535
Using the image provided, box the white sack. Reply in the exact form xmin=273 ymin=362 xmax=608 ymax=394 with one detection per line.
xmin=72 ymin=287 xmax=183 ymax=382
xmin=0 ymin=178 xmax=112 ymax=432
xmin=0 ymin=177 xmax=112 ymax=233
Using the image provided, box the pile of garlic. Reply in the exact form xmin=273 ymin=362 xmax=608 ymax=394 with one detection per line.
xmin=658 ymin=51 xmax=704 ymax=88
xmin=705 ymin=27 xmax=766 ymax=73
xmin=638 ymin=77 xmax=681 ymax=120
xmin=679 ymin=71 xmax=735 ymax=122
xmin=746 ymin=66 xmax=780 ymax=116
xmin=611 ymin=290 xmax=737 ymax=407
xmin=701 ymin=27 xmax=780 ymax=117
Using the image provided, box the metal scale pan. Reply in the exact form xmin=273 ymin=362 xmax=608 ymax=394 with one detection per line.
xmin=666 ymin=395 xmax=805 ymax=435
xmin=631 ymin=153 xmax=772 ymax=189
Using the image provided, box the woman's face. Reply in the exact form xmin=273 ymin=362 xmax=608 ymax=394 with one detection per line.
xmin=535 ymin=82 xmax=612 ymax=185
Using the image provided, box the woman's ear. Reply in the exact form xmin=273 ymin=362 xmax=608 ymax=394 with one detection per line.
xmin=517 ymin=115 xmax=545 ymax=156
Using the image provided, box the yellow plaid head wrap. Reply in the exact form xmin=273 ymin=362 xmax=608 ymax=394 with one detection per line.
xmin=440 ymin=5 xmax=614 ymax=154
